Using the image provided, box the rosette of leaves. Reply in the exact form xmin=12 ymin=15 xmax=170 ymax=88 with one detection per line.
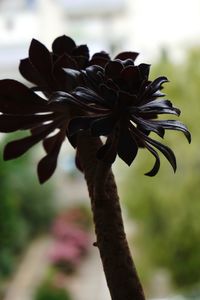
xmin=19 ymin=35 xmax=110 ymax=94
xmin=0 ymin=36 xmax=110 ymax=183
xmin=0 ymin=35 xmax=192 ymax=300
xmin=67 ymin=55 xmax=191 ymax=176
xmin=0 ymin=36 xmax=191 ymax=184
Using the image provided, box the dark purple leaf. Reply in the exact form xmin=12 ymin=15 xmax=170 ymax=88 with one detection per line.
xmin=121 ymin=65 xmax=139 ymax=79
xmin=0 ymin=80 xmax=48 ymax=114
xmin=99 ymin=84 xmax=117 ymax=107
xmin=144 ymin=135 xmax=177 ymax=173
xmin=115 ymin=51 xmax=139 ymax=61
xmin=118 ymin=90 xmax=137 ymax=106
xmin=117 ymin=128 xmax=138 ymax=165
xmin=89 ymin=57 xmax=110 ymax=67
xmin=68 ymin=116 xmax=97 ymax=137
xmin=74 ymin=55 xmax=88 ymax=69
xmin=54 ymin=54 xmax=78 ymax=70
xmin=73 ymin=87 xmax=106 ymax=106
xmin=122 ymin=59 xmax=135 ymax=67
xmin=50 ymin=91 xmax=81 ymax=108
xmin=138 ymin=63 xmax=151 ymax=79
xmin=4 ymin=119 xmax=63 ymax=160
xmin=52 ymin=35 xmax=76 ymax=56
xmin=138 ymin=100 xmax=181 ymax=116
xmin=144 ymin=142 xmax=160 ymax=176
xmin=91 ymin=115 xmax=115 ymax=136
xmin=43 ymin=131 xmax=62 ymax=153
xmin=59 ymin=68 xmax=80 ymax=91
xmin=19 ymin=58 xmax=42 ymax=86
xmin=120 ymin=66 xmax=140 ymax=88
xmin=51 ymin=90 xmax=103 ymax=114
xmin=132 ymin=116 xmax=165 ymax=138
xmin=144 ymin=76 xmax=169 ymax=98
xmin=92 ymin=51 xmax=110 ymax=60
xmin=73 ymin=45 xmax=89 ymax=59
xmin=85 ymin=65 xmax=104 ymax=83
xmin=151 ymin=120 xmax=191 ymax=143
xmin=0 ymin=113 xmax=54 ymax=132
xmin=75 ymin=150 xmax=83 ymax=172
xmin=53 ymin=55 xmax=79 ymax=90
xmin=105 ymin=61 xmax=123 ymax=79
xmin=38 ymin=131 xmax=64 ymax=183
xmin=29 ymin=39 xmax=53 ymax=84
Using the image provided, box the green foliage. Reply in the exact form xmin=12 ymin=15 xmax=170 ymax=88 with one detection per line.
xmin=122 ymin=48 xmax=200 ymax=290
xmin=0 ymin=133 xmax=55 ymax=278
xmin=35 ymin=280 xmax=72 ymax=300
xmin=19 ymin=181 xmax=55 ymax=237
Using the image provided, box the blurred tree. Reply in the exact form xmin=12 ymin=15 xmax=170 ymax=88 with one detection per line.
xmin=0 ymin=133 xmax=55 ymax=278
xmin=35 ymin=279 xmax=72 ymax=300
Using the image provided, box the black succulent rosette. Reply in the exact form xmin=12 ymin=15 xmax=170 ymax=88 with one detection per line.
xmin=0 ymin=36 xmax=112 ymax=183
xmin=0 ymin=36 xmax=191 ymax=183
xmin=19 ymin=35 xmax=110 ymax=95
xmin=67 ymin=55 xmax=191 ymax=176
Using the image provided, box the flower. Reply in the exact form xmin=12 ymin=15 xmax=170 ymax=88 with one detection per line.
xmin=49 ymin=241 xmax=81 ymax=266
xmin=68 ymin=56 xmax=191 ymax=176
xmin=49 ymin=210 xmax=90 ymax=272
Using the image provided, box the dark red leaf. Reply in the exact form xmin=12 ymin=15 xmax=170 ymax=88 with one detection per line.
xmin=43 ymin=133 xmax=60 ymax=153
xmin=53 ymin=54 xmax=78 ymax=70
xmin=132 ymin=116 xmax=165 ymax=138
xmin=138 ymin=63 xmax=151 ymax=79
xmin=0 ymin=80 xmax=47 ymax=114
xmin=89 ymin=57 xmax=109 ymax=67
xmin=73 ymin=45 xmax=89 ymax=59
xmin=144 ymin=142 xmax=160 ymax=176
xmin=68 ymin=116 xmax=97 ymax=137
xmin=75 ymin=150 xmax=83 ymax=172
xmin=19 ymin=58 xmax=43 ymax=86
xmin=105 ymin=61 xmax=124 ymax=79
xmin=4 ymin=119 xmax=63 ymax=160
xmin=29 ymin=39 xmax=53 ymax=84
xmin=4 ymin=133 xmax=45 ymax=160
xmin=99 ymin=84 xmax=117 ymax=106
xmin=150 ymin=120 xmax=191 ymax=143
xmin=144 ymin=135 xmax=177 ymax=173
xmin=92 ymin=51 xmax=110 ymax=60
xmin=0 ymin=113 xmax=54 ymax=132
xmin=115 ymin=51 xmax=139 ymax=61
xmin=121 ymin=66 xmax=140 ymax=86
xmin=91 ymin=115 xmax=115 ymax=136
xmin=117 ymin=128 xmax=138 ymax=166
xmin=53 ymin=55 xmax=78 ymax=89
xmin=38 ymin=131 xmax=64 ymax=183
xmin=52 ymin=35 xmax=76 ymax=56
xmin=73 ymin=55 xmax=88 ymax=69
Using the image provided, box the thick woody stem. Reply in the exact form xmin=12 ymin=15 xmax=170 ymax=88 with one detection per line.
xmin=77 ymin=132 xmax=145 ymax=300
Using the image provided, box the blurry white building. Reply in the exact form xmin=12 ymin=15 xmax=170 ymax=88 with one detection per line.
xmin=0 ymin=0 xmax=200 ymax=78
xmin=0 ymin=0 xmax=128 ymax=79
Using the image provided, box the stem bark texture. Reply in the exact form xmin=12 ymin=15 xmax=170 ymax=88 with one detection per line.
xmin=77 ymin=132 xmax=145 ymax=300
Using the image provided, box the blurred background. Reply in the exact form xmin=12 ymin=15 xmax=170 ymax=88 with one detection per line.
xmin=0 ymin=0 xmax=200 ymax=299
